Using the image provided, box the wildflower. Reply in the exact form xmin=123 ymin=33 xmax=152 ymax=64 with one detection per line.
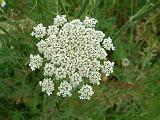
xmin=29 ymin=15 xmax=115 ymax=100
xmin=39 ymin=78 xmax=54 ymax=96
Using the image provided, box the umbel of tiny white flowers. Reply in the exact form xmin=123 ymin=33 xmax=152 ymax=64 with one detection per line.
xmin=29 ymin=15 xmax=115 ymax=100
xmin=39 ymin=78 xmax=54 ymax=96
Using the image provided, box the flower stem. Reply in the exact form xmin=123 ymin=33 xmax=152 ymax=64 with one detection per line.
xmin=114 ymin=1 xmax=160 ymax=39
xmin=42 ymin=94 xmax=47 ymax=120
xmin=129 ymin=0 xmax=134 ymax=45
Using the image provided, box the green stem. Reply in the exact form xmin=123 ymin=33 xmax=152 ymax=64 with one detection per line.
xmin=76 ymin=0 xmax=90 ymax=18
xmin=129 ymin=0 xmax=134 ymax=46
xmin=114 ymin=21 xmax=131 ymax=39
xmin=58 ymin=0 xmax=69 ymax=20
xmin=114 ymin=1 xmax=160 ymax=39
xmin=57 ymin=0 xmax=59 ymax=15
xmin=42 ymin=94 xmax=47 ymax=120
xmin=29 ymin=0 xmax=38 ymax=14
xmin=40 ymin=6 xmax=57 ymax=15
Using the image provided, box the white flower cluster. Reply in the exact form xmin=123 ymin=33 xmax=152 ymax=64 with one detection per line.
xmin=101 ymin=61 xmax=115 ymax=76
xmin=83 ymin=16 xmax=98 ymax=27
xmin=78 ymin=84 xmax=94 ymax=100
xmin=31 ymin=23 xmax=46 ymax=38
xmin=57 ymin=81 xmax=72 ymax=97
xmin=39 ymin=78 xmax=54 ymax=96
xmin=29 ymin=54 xmax=43 ymax=71
xmin=53 ymin=15 xmax=67 ymax=27
xmin=29 ymin=15 xmax=115 ymax=100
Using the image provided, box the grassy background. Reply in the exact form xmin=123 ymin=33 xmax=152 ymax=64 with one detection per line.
xmin=0 ymin=0 xmax=160 ymax=120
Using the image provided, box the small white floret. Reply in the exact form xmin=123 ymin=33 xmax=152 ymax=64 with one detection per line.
xmin=83 ymin=16 xmax=98 ymax=28
xmin=101 ymin=61 xmax=114 ymax=76
xmin=78 ymin=84 xmax=94 ymax=100
xmin=54 ymin=15 xmax=67 ymax=27
xmin=57 ymin=81 xmax=72 ymax=97
xmin=39 ymin=78 xmax=54 ymax=96
xmin=44 ymin=63 xmax=55 ymax=77
xmin=31 ymin=23 xmax=46 ymax=38
xmin=29 ymin=54 xmax=43 ymax=71
xmin=102 ymin=37 xmax=115 ymax=51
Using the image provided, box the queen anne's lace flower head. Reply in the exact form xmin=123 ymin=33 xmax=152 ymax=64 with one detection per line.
xmin=29 ymin=15 xmax=115 ymax=100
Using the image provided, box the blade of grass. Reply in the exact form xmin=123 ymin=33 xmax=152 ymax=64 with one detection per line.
xmin=129 ymin=0 xmax=134 ymax=46
xmin=0 ymin=26 xmax=17 ymax=40
xmin=76 ymin=0 xmax=90 ymax=18
xmin=58 ymin=0 xmax=69 ymax=20
xmin=57 ymin=0 xmax=59 ymax=14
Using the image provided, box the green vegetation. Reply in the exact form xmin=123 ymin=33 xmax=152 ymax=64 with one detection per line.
xmin=0 ymin=0 xmax=160 ymax=120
